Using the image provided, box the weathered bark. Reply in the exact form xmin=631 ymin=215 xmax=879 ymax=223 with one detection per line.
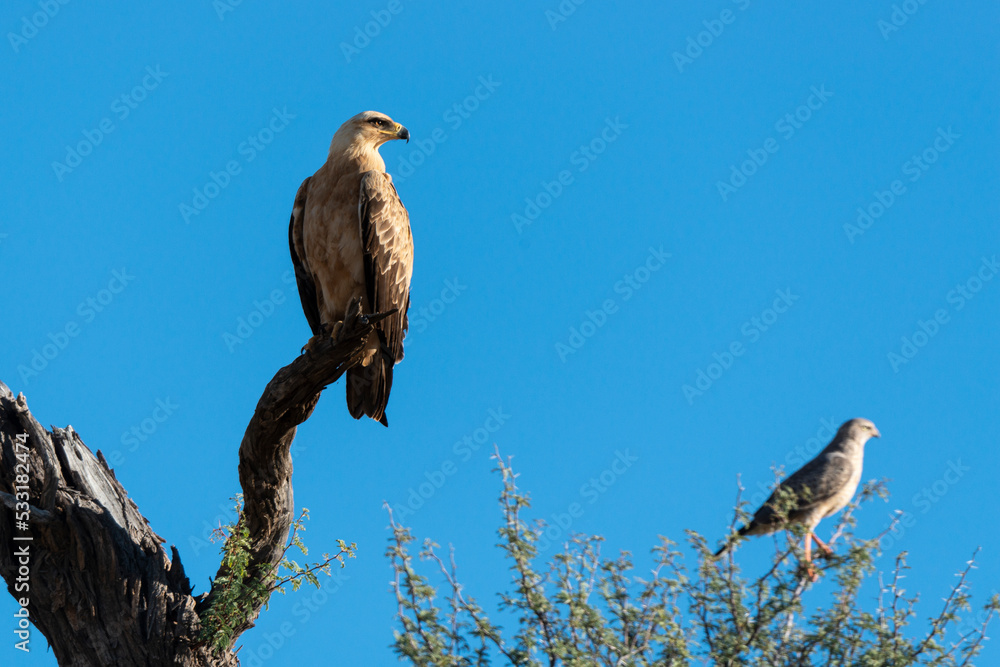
xmin=0 ymin=313 xmax=375 ymax=665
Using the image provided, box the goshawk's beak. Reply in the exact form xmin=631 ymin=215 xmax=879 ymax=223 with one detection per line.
xmin=395 ymin=123 xmax=409 ymax=143
xmin=872 ymin=428 xmax=881 ymax=439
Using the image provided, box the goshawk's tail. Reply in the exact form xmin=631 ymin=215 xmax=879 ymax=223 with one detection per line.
xmin=713 ymin=525 xmax=751 ymax=558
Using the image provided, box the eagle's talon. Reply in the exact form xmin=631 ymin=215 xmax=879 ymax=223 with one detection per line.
xmin=328 ymin=321 xmax=345 ymax=343
xmin=301 ymin=334 xmax=321 ymax=356
xmin=341 ymin=297 xmax=364 ymax=333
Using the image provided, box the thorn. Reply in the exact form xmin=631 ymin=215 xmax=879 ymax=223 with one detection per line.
xmin=363 ymin=308 xmax=399 ymax=325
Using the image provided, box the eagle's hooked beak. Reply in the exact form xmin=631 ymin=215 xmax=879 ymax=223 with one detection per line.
xmin=395 ymin=123 xmax=410 ymax=143
xmin=872 ymin=427 xmax=881 ymax=439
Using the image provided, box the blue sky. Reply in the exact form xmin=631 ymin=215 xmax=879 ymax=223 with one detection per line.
xmin=2 ymin=1 xmax=998 ymax=664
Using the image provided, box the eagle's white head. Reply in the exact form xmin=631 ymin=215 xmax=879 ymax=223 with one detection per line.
xmin=328 ymin=110 xmax=409 ymax=170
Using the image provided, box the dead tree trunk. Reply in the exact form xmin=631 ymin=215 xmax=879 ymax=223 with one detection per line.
xmin=0 ymin=314 xmax=375 ymax=666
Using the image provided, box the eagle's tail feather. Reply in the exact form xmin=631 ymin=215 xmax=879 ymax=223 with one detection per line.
xmin=346 ymin=353 xmax=393 ymax=427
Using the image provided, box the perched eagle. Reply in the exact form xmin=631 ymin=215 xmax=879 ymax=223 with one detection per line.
xmin=288 ymin=111 xmax=413 ymax=426
xmin=715 ymin=418 xmax=881 ymax=579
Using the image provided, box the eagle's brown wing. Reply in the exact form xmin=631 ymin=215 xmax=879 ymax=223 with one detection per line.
xmin=357 ymin=171 xmax=412 ymax=362
xmin=346 ymin=171 xmax=413 ymax=426
xmin=288 ymin=176 xmax=321 ymax=336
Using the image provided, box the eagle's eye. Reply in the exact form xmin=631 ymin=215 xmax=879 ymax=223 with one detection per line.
xmin=369 ymin=118 xmax=386 ymax=127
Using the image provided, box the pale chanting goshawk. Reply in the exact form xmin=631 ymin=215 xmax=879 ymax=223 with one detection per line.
xmin=715 ymin=418 xmax=881 ymax=577
xmin=288 ymin=111 xmax=413 ymax=426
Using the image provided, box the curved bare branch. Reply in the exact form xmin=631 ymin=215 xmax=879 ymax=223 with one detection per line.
xmin=0 ymin=310 xmax=375 ymax=665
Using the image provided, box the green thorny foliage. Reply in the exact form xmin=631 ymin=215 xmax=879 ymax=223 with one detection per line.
xmin=199 ymin=494 xmax=356 ymax=654
xmin=387 ymin=449 xmax=998 ymax=666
